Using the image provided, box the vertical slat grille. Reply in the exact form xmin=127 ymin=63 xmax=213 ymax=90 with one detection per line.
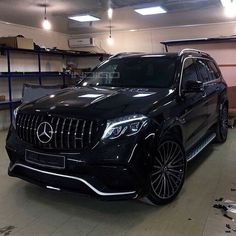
xmin=60 ymin=118 xmax=66 ymax=150
xmin=29 ymin=115 xmax=35 ymax=144
xmin=74 ymin=120 xmax=80 ymax=149
xmin=16 ymin=113 xmax=101 ymax=151
xmin=54 ymin=117 xmax=60 ymax=149
xmin=88 ymin=121 xmax=93 ymax=144
xmin=67 ymin=119 xmax=73 ymax=149
xmin=81 ymin=121 xmax=86 ymax=149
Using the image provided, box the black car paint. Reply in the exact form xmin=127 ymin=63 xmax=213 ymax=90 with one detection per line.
xmin=18 ymin=86 xmax=173 ymax=120
xmin=6 ymin=52 xmax=228 ymax=200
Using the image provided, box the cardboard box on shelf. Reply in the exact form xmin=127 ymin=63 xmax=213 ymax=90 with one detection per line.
xmin=0 ymin=37 xmax=34 ymax=50
xmin=0 ymin=95 xmax=6 ymax=101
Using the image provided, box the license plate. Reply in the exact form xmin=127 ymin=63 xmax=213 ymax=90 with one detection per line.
xmin=25 ymin=150 xmax=65 ymax=169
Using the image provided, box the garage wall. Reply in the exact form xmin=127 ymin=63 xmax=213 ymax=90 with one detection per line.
xmin=72 ymin=21 xmax=236 ymax=87
xmin=73 ymin=21 xmax=236 ymax=54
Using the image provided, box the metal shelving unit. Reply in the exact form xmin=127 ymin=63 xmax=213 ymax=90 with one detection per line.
xmin=0 ymin=46 xmax=109 ymax=122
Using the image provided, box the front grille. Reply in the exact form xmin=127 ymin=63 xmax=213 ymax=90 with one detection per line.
xmin=16 ymin=113 xmax=102 ymax=151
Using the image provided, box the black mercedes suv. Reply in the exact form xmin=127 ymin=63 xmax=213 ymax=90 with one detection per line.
xmin=6 ymin=49 xmax=228 ymax=205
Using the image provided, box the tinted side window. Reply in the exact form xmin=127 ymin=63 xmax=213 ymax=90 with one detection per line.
xmin=208 ymin=61 xmax=221 ymax=79
xmin=196 ymin=59 xmax=210 ymax=83
xmin=182 ymin=58 xmax=198 ymax=89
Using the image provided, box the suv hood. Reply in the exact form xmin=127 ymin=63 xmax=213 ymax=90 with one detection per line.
xmin=20 ymin=86 xmax=174 ymax=120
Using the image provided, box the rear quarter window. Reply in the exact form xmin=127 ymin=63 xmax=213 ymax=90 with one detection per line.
xmin=207 ymin=61 xmax=221 ymax=79
xmin=195 ymin=59 xmax=210 ymax=83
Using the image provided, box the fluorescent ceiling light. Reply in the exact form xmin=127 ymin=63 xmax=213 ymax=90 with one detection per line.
xmin=69 ymin=15 xmax=100 ymax=22
xmin=134 ymin=6 xmax=167 ymax=15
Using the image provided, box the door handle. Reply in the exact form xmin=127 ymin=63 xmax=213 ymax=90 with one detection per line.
xmin=202 ymin=91 xmax=207 ymax=98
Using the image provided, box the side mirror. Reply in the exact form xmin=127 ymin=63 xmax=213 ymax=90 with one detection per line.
xmin=183 ymin=80 xmax=204 ymax=93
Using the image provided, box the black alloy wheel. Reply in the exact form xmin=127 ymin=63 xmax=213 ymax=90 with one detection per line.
xmin=215 ymin=104 xmax=228 ymax=143
xmin=147 ymin=137 xmax=186 ymax=205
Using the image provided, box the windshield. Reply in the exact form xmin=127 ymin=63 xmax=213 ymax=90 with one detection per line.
xmin=81 ymin=56 xmax=177 ymax=88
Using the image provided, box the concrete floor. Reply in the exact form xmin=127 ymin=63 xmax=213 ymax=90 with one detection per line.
xmin=0 ymin=130 xmax=236 ymax=236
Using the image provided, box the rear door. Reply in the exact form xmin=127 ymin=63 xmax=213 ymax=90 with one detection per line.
xmin=195 ymin=59 xmax=220 ymax=129
xmin=207 ymin=61 xmax=221 ymax=126
xmin=180 ymin=58 xmax=209 ymax=151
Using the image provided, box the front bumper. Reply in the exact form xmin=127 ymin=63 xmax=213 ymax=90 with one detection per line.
xmin=6 ymin=127 xmax=153 ymax=200
xmin=8 ymin=162 xmax=137 ymax=200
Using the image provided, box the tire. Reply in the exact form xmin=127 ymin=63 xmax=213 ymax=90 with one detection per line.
xmin=215 ymin=104 xmax=228 ymax=143
xmin=147 ymin=135 xmax=186 ymax=205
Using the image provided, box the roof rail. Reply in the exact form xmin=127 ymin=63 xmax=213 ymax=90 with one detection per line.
xmin=109 ymin=52 xmax=143 ymax=59
xmin=179 ymin=48 xmax=210 ymax=56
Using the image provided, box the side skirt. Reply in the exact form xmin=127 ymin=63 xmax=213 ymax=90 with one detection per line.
xmin=186 ymin=133 xmax=216 ymax=162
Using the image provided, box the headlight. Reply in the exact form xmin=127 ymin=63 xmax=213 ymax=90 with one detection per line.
xmin=12 ymin=106 xmax=20 ymax=128
xmin=102 ymin=114 xmax=148 ymax=140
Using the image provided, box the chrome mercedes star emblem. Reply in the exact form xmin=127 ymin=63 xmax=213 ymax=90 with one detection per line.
xmin=36 ymin=122 xmax=53 ymax=144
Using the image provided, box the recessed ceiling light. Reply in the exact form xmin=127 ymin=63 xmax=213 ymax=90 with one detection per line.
xmin=221 ymin=0 xmax=236 ymax=8
xmin=69 ymin=15 xmax=100 ymax=22
xmin=134 ymin=6 xmax=167 ymax=15
xmin=129 ymin=29 xmax=137 ymax=32
xmin=224 ymin=7 xmax=236 ymax=17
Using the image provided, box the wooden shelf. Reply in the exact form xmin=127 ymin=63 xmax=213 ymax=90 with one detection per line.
xmin=218 ymin=64 xmax=236 ymax=67
xmin=161 ymin=35 xmax=236 ymax=52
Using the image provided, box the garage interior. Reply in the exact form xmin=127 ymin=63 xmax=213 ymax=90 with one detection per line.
xmin=1 ymin=0 xmax=236 ymax=235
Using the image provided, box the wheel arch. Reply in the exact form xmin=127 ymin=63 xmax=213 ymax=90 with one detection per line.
xmin=159 ymin=122 xmax=184 ymax=145
xmin=219 ymin=89 xmax=228 ymax=111
xmin=224 ymin=100 xmax=229 ymax=108
xmin=167 ymin=125 xmax=183 ymax=144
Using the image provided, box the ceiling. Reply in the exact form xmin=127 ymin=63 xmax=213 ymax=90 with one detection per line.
xmin=0 ymin=0 xmax=232 ymax=35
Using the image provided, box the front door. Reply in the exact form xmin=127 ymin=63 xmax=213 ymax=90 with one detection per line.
xmin=180 ymin=58 xmax=209 ymax=151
